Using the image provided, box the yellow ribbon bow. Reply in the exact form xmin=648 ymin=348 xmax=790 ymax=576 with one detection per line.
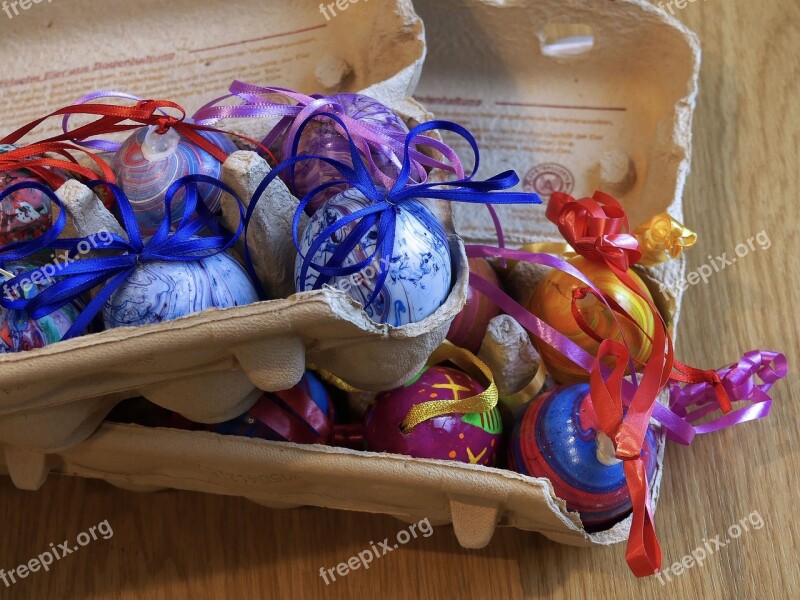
xmin=633 ymin=212 xmax=697 ymax=267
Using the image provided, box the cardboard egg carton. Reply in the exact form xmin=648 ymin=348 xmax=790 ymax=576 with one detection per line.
xmin=0 ymin=0 xmax=699 ymax=551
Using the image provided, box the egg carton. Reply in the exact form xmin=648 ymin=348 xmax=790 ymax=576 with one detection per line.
xmin=1 ymin=0 xmax=700 ymax=552
xmin=0 ymin=0 xmax=466 ymax=459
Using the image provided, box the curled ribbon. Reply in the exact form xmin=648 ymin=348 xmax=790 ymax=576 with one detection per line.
xmin=193 ymin=81 xmax=465 ymax=188
xmin=400 ymin=343 xmax=499 ymax=432
xmin=0 ymin=141 xmax=116 ymax=191
xmin=0 ymin=175 xmax=248 ymax=339
xmin=547 ymin=191 xmax=642 ymax=271
xmin=668 ymin=350 xmax=787 ymax=441
xmin=0 ymin=96 xmax=276 ymax=167
xmin=243 ymin=113 xmax=540 ymax=307
xmin=634 ymin=212 xmax=697 ymax=267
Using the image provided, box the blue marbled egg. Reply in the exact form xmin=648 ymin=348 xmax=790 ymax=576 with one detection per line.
xmin=102 ymin=251 xmax=259 ymax=329
xmin=295 ymin=188 xmax=452 ymax=326
xmin=112 ymin=126 xmax=237 ymax=237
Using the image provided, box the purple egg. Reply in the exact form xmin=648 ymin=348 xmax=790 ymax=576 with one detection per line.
xmin=275 ymin=93 xmax=411 ymax=214
xmin=508 ymin=384 xmax=659 ymax=530
xmin=364 ymin=366 xmax=503 ymax=466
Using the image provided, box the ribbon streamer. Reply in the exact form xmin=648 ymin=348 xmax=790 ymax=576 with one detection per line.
xmin=0 ymin=97 xmax=276 ymax=167
xmin=0 ymin=141 xmax=116 ymax=190
xmin=243 ymin=113 xmax=541 ymax=307
xmin=0 ymin=175 xmax=248 ymax=339
xmin=668 ymin=350 xmax=787 ymax=439
xmin=400 ymin=342 xmax=499 ymax=432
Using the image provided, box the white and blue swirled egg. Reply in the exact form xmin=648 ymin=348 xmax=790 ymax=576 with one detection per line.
xmin=102 ymin=249 xmax=259 ymax=329
xmin=295 ymin=188 xmax=452 ymax=327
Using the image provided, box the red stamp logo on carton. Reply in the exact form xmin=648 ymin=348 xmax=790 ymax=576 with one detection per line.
xmin=523 ymin=163 xmax=575 ymax=199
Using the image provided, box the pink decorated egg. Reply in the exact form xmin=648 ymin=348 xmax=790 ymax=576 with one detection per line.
xmin=364 ymin=365 xmax=503 ymax=465
xmin=1 ymin=144 xmax=54 ymax=246
xmin=276 ymin=93 xmax=411 ymax=214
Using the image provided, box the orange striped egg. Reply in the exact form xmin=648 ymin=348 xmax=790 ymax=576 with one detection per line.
xmin=526 ymin=256 xmax=656 ymax=383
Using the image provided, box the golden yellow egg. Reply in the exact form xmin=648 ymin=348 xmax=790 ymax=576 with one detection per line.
xmin=527 ymin=256 xmax=656 ymax=383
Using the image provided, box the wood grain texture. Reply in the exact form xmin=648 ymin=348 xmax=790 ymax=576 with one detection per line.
xmin=1 ymin=1 xmax=798 ymax=598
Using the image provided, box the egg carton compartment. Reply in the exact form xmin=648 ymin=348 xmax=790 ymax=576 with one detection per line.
xmin=0 ymin=0 xmax=471 ymax=455
xmin=0 ymin=416 xmax=666 ymax=548
xmin=0 ymin=167 xmax=468 ymax=455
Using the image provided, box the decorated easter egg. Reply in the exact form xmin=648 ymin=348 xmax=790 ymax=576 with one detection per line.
xmin=295 ymin=188 xmax=452 ymax=327
xmin=508 ymin=384 xmax=659 ymax=530
xmin=446 ymin=257 xmax=502 ymax=353
xmin=0 ymin=144 xmax=54 ymax=246
xmin=112 ymin=126 xmax=237 ymax=237
xmin=527 ymin=256 xmax=656 ymax=383
xmin=157 ymin=371 xmax=334 ymax=444
xmin=102 ymin=250 xmax=259 ymax=329
xmin=364 ymin=365 xmax=503 ymax=465
xmin=279 ymin=93 xmax=411 ymax=214
xmin=0 ymin=263 xmax=80 ymax=353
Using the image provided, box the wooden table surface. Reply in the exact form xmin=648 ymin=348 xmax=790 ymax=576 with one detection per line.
xmin=1 ymin=1 xmax=798 ymax=598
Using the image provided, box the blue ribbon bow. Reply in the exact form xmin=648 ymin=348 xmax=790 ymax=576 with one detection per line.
xmin=244 ymin=114 xmax=542 ymax=308
xmin=0 ymin=175 xmax=247 ymax=340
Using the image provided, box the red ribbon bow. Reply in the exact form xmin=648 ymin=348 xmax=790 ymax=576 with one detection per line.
xmin=547 ymin=191 xmax=642 ymax=271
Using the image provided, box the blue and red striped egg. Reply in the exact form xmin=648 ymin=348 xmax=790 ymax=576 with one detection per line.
xmin=112 ymin=126 xmax=236 ymax=237
xmin=159 ymin=371 xmax=335 ymax=445
xmin=509 ymin=384 xmax=659 ymax=530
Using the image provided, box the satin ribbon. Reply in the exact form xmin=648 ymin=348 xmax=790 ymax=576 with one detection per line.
xmin=193 ymin=81 xmax=465 ymax=187
xmin=1 ymin=96 xmax=276 ymax=166
xmin=668 ymin=350 xmax=787 ymax=439
xmin=0 ymin=175 xmax=247 ymax=338
xmin=465 ymin=236 xmax=784 ymax=577
xmin=243 ymin=113 xmax=540 ymax=306
xmin=497 ymin=360 xmax=549 ymax=409
xmin=0 ymin=180 xmax=69 ymax=271
xmin=400 ymin=343 xmax=499 ymax=432
xmin=0 ymin=141 xmax=116 ymax=190
xmin=634 ymin=212 xmax=697 ymax=267
xmin=511 ymin=211 xmax=696 ymax=270
xmin=547 ymin=191 xmax=642 ymax=270
xmin=59 ymin=90 xmax=168 ymax=153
